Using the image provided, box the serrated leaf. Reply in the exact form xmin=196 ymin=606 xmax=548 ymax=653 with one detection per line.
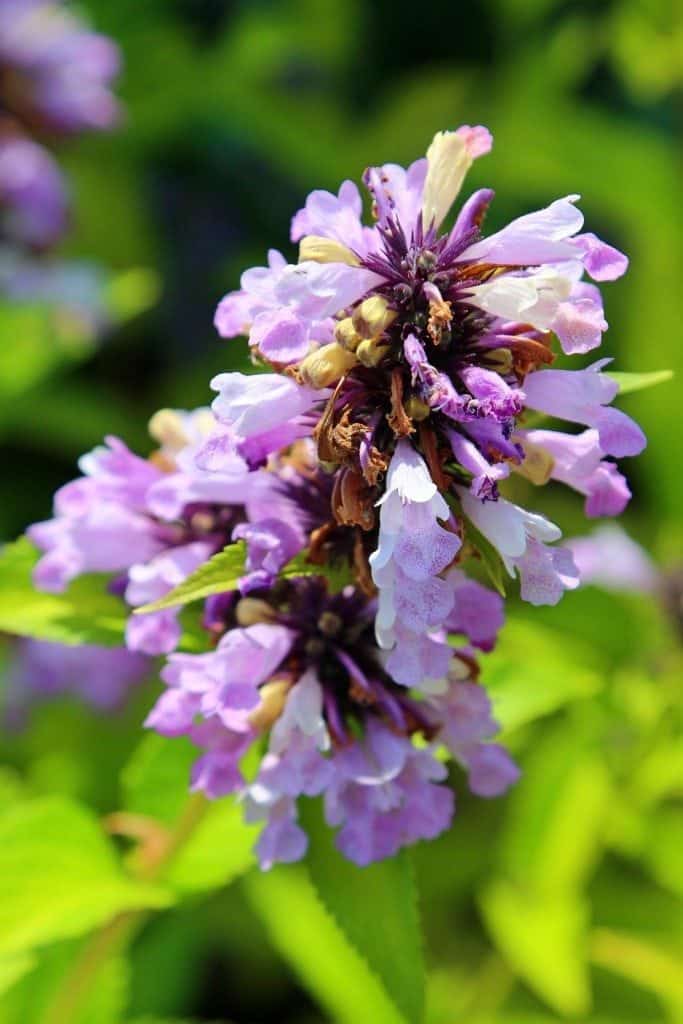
xmin=0 ymin=538 xmax=127 ymax=646
xmin=479 ymin=880 xmax=591 ymax=1017
xmin=135 ymin=542 xmax=245 ymax=614
xmin=245 ymin=866 xmax=405 ymax=1024
xmin=606 ymin=369 xmax=673 ymax=395
xmin=0 ymin=797 xmax=173 ymax=958
xmin=299 ymin=800 xmax=425 ymax=1024
xmin=280 ymin=551 xmax=352 ymax=592
xmin=122 ymin=734 xmax=255 ymax=894
xmin=464 ymin=522 xmax=507 ymax=596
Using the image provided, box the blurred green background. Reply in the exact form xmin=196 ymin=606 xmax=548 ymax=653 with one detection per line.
xmin=0 ymin=1 xmax=681 ymax=1022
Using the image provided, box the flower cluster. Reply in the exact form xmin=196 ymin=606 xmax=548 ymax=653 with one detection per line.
xmin=0 ymin=0 xmax=120 ymax=312
xmin=23 ymin=124 xmax=647 ymax=869
xmin=29 ymin=407 xmax=517 ymax=866
xmin=210 ymin=124 xmax=644 ymax=635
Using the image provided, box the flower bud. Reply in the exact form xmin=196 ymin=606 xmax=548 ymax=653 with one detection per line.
xmin=299 ymin=342 xmax=358 ymax=388
xmin=299 ymin=235 xmax=359 ymax=266
xmin=356 ymin=337 xmax=391 ymax=367
xmin=514 ymin=439 xmax=555 ymax=485
xmin=405 ymin=395 xmax=431 ymax=421
xmin=334 ymin=317 xmax=362 ymax=351
xmin=235 ymin=597 xmax=275 ymax=626
xmin=247 ymin=678 xmax=291 ymax=730
xmin=351 ymin=295 xmax=397 ymax=339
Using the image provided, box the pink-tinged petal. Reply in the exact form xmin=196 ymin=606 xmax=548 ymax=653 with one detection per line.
xmin=460 ymin=195 xmax=584 ymax=265
xmin=573 ymin=232 xmax=628 ymax=281
xmin=515 ymin=539 xmax=579 ymax=606
xmin=250 ymin=308 xmax=311 ymax=364
xmin=214 ymin=289 xmax=255 ymax=337
xmin=458 ymin=488 xmax=527 ymax=559
xmin=125 ymin=609 xmax=181 ymax=656
xmin=444 ymin=570 xmax=505 ymax=651
xmin=552 ymin=295 xmax=607 ymax=355
xmin=454 ymin=124 xmax=493 ymax=158
xmin=190 ymin=751 xmax=243 ymax=798
xmin=209 ymin=372 xmax=317 ymax=438
xmin=591 ymin=406 xmax=647 ymax=458
xmin=466 ymin=744 xmax=520 ymax=797
xmin=582 ymin=463 xmax=631 ymax=518
xmin=567 ymin=525 xmax=658 ymax=593
xmin=290 ymin=179 xmax=370 ymax=254
xmin=144 ymin=689 xmax=198 ymax=737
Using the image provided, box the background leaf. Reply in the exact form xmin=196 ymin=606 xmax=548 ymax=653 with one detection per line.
xmin=245 ymin=865 xmax=406 ymax=1024
xmin=0 ymin=539 xmax=127 ymax=646
xmin=0 ymin=797 xmax=172 ymax=959
xmin=300 ymin=800 xmax=425 ymax=1024
xmin=606 ymin=369 xmax=673 ymax=395
xmin=122 ymin=734 xmax=255 ymax=894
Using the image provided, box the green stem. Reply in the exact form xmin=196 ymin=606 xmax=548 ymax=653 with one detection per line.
xmin=41 ymin=792 xmax=209 ymax=1024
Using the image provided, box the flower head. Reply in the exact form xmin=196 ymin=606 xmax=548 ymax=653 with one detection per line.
xmin=211 ymin=124 xmax=644 ymax=640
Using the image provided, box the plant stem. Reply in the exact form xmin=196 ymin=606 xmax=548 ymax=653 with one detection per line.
xmin=41 ymin=792 xmax=209 ymax=1024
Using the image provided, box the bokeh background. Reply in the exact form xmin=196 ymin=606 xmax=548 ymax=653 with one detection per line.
xmin=1 ymin=1 xmax=682 ymax=1022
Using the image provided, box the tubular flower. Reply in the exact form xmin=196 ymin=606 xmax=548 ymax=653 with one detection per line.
xmin=147 ymin=570 xmax=517 ymax=869
xmin=211 ymin=124 xmax=645 ymax=645
xmin=27 ymin=408 xmax=295 ymax=655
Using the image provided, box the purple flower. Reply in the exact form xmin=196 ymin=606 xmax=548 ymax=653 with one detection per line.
xmin=28 ymin=409 xmax=265 ymax=655
xmin=0 ymin=135 xmax=68 ymax=248
xmin=209 ymin=123 xmax=643 ymax=648
xmin=567 ymin=525 xmax=658 ymax=593
xmin=146 ymin=568 xmax=517 ymax=869
xmin=4 ymin=639 xmax=149 ymax=724
xmin=0 ymin=0 xmax=121 ymax=135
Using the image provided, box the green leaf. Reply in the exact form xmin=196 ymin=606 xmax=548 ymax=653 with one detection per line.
xmin=122 ymin=735 xmax=255 ymax=894
xmin=0 ymin=538 xmax=128 ymax=646
xmin=299 ymin=800 xmax=425 ymax=1024
xmin=464 ymin=521 xmax=507 ymax=596
xmin=590 ymin=929 xmax=683 ymax=1013
xmin=479 ymin=880 xmax=591 ymax=1017
xmin=479 ymin=618 xmax=602 ymax=733
xmin=0 ymin=942 xmax=128 ymax=1024
xmin=606 ymin=369 xmax=673 ymax=395
xmin=134 ymin=542 xmax=246 ymax=614
xmin=0 ymin=953 xmax=36 ymax=999
xmin=245 ymin=866 xmax=405 ymax=1024
xmin=0 ymin=797 xmax=172 ymax=959
xmin=280 ymin=551 xmax=352 ymax=592
xmin=498 ymin=722 xmax=611 ymax=893
xmin=106 ymin=267 xmax=161 ymax=325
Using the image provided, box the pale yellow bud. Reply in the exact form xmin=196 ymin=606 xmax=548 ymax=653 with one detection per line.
xmin=334 ymin=317 xmax=362 ymax=351
xmin=405 ymin=396 xmax=431 ymax=421
xmin=299 ymin=342 xmax=358 ymax=388
xmin=351 ymin=295 xmax=397 ymax=339
xmin=299 ymin=235 xmax=359 ymax=266
xmin=248 ymin=678 xmax=291 ymax=731
xmin=422 ymin=130 xmax=470 ymax=230
xmin=148 ymin=409 xmax=189 ymax=453
xmin=235 ymin=598 xmax=275 ymax=626
xmin=356 ymin=337 xmax=391 ymax=367
xmin=514 ymin=439 xmax=555 ymax=486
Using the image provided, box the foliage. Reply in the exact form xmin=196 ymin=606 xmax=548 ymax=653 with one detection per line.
xmin=1 ymin=0 xmax=682 ymax=1021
